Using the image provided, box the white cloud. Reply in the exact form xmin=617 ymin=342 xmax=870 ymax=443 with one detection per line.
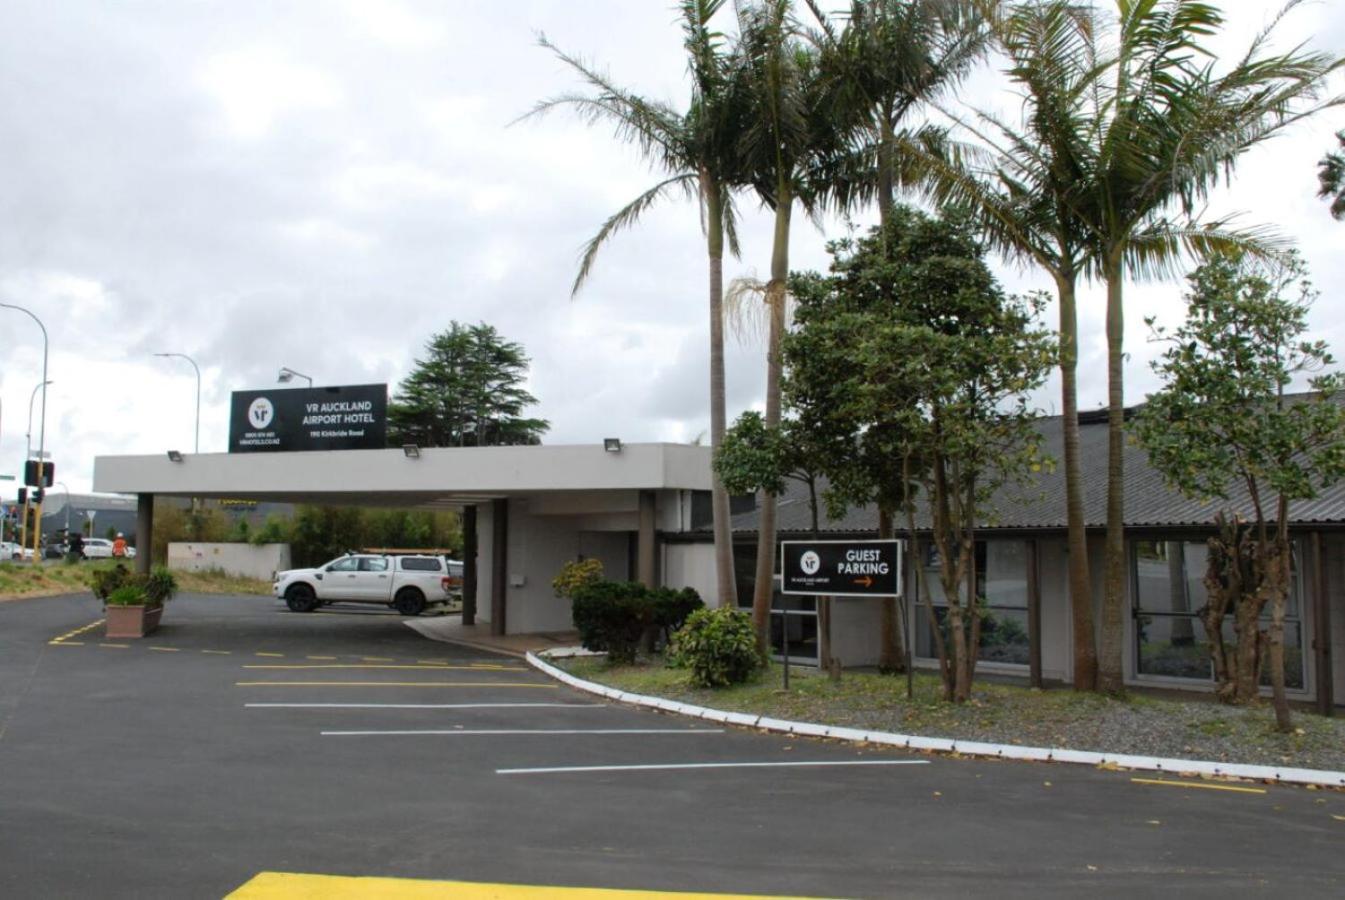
xmin=197 ymin=46 xmax=342 ymax=140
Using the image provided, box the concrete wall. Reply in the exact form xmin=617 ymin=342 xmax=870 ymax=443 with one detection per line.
xmin=663 ymin=542 xmax=717 ymax=606
xmin=168 ymin=542 xmax=291 ymax=580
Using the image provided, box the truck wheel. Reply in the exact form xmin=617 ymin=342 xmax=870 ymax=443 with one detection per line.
xmin=285 ymin=583 xmax=319 ymax=613
xmin=393 ymin=587 xmax=426 ymax=617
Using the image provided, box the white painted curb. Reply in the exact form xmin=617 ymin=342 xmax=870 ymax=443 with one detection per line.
xmin=526 ymin=651 xmax=1345 ymax=789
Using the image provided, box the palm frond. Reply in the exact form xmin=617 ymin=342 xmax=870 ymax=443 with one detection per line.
xmin=572 ymin=173 xmax=700 ymax=296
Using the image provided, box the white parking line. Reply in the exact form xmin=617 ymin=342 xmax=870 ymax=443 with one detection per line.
xmin=498 ymin=760 xmax=932 ymax=775
xmin=321 ymin=728 xmax=726 ymax=737
xmin=246 ymin=703 xmax=607 ymax=710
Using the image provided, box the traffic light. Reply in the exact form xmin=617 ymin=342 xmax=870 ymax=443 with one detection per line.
xmin=24 ymin=459 xmax=54 ymax=488
xmin=17 ymin=487 xmax=27 ymax=505
xmin=31 ymin=488 xmax=44 ymax=505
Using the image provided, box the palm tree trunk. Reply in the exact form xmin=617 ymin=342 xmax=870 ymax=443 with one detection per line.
xmin=704 ymin=173 xmax=738 ymax=609
xmin=1057 ymin=270 xmax=1097 ymax=691
xmin=1098 ymin=258 xmax=1126 ymax=694
xmin=751 ymin=185 xmax=793 ymax=652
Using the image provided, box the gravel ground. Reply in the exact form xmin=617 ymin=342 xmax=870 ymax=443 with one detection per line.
xmin=560 ymin=657 xmax=1345 ymax=773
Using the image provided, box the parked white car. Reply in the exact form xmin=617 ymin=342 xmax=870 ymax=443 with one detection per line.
xmin=273 ymin=553 xmax=454 ymax=616
xmin=1 ymin=541 xmax=30 ymax=561
xmin=80 ymin=538 xmax=115 ymax=559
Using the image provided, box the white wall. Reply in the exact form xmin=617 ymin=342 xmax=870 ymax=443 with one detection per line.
xmin=167 ymin=542 xmax=290 ymax=580
xmin=663 ymin=542 xmax=717 ymax=605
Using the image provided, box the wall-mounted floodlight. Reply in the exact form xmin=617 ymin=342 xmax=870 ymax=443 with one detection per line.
xmin=403 ymin=444 xmax=421 ymax=459
xmin=604 ymin=438 xmax=622 ymax=453
xmin=167 ymin=450 xmax=184 ymax=462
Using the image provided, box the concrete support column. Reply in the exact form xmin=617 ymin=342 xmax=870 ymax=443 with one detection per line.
xmin=490 ymin=499 xmax=507 ymax=637
xmin=136 ymin=493 xmax=153 ymax=576
xmin=461 ymin=505 xmax=477 ymax=627
xmin=637 ymin=490 xmax=656 ymax=588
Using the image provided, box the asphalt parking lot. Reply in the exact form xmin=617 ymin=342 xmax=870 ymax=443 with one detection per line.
xmin=1 ymin=592 xmax=1343 ymax=899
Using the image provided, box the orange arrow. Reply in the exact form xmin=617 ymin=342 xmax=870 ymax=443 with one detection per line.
xmin=854 ymin=576 xmax=873 ymax=588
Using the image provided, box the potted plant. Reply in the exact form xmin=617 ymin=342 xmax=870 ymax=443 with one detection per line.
xmin=94 ymin=564 xmax=178 ymax=639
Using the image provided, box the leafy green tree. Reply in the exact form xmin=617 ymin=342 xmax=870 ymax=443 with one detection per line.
xmin=785 ymin=208 xmax=1054 ymax=701
xmin=1133 ymin=253 xmax=1345 ymax=731
xmin=387 ymin=321 xmax=548 ymax=448
xmin=715 ymin=410 xmax=840 ymax=664
xmin=525 ymin=1 xmax=744 ymax=608
xmin=1320 ymin=130 xmax=1345 ymax=220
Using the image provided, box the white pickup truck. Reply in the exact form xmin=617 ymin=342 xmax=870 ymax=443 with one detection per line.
xmin=273 ymin=553 xmax=456 ymax=616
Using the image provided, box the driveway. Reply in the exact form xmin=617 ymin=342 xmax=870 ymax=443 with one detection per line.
xmin=1 ymin=592 xmax=1342 ymax=899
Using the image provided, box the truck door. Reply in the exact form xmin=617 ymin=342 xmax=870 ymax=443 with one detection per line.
xmin=322 ymin=556 xmax=361 ymax=599
xmin=355 ymin=556 xmax=392 ymax=600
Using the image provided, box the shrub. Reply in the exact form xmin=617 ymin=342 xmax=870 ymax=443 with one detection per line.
xmin=89 ymin=563 xmax=134 ymax=601
xmin=648 ymin=586 xmax=704 ymax=644
xmin=670 ymin=607 xmax=766 ymax=688
xmin=552 ymin=558 xmax=604 ymax=599
xmin=106 ymin=584 xmax=149 ymax=607
xmin=571 ymin=580 xmax=650 ymax=664
xmin=144 ymin=566 xmax=178 ymax=605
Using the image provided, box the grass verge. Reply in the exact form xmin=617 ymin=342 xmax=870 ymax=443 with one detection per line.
xmin=558 ymin=655 xmax=1345 ymax=773
xmin=0 ymin=560 xmax=272 ymax=599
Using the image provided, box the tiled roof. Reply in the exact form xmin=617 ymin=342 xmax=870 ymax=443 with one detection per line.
xmin=726 ymin=392 xmax=1345 ymax=536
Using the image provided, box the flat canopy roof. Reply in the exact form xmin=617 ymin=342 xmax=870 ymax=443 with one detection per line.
xmin=93 ymin=443 xmax=712 ymax=507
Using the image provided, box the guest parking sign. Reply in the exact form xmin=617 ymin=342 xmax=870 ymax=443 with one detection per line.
xmin=781 ymin=539 xmax=901 ymax=597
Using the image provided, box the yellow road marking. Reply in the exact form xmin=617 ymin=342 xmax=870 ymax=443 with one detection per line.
xmin=1333 ymin=814 xmax=1345 ymax=822
xmin=254 ymin=652 xmax=285 ymax=658
xmin=202 ymin=650 xmax=232 ymax=655
xmin=49 ymin=640 xmax=83 ymax=646
xmin=361 ymin=656 xmax=395 ymax=662
xmin=241 ymin=664 xmax=521 ymax=671
xmin=227 ymin=872 xmax=815 ymax=899
xmin=149 ymin=646 xmax=181 ymax=652
xmin=1131 ymin=778 xmax=1266 ymax=795
xmin=235 ymin=681 xmax=556 ymax=689
xmin=306 ymin=655 xmax=337 ymax=660
xmin=99 ymin=643 xmax=130 ymax=649
xmin=50 ymin=618 xmax=105 ymax=643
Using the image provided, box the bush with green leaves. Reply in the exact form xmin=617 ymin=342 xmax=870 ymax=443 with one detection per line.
xmin=89 ymin=563 xmax=134 ymax=601
xmin=106 ymin=584 xmax=149 ymax=607
xmin=648 ymin=586 xmax=704 ymax=643
xmin=552 ymin=558 xmax=604 ymax=600
xmin=144 ymin=566 xmax=178 ymax=605
xmin=570 ymin=580 xmax=651 ymax=664
xmin=669 ymin=607 xmax=766 ymax=687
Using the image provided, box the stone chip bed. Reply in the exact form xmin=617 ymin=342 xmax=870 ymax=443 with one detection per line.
xmin=551 ymin=655 xmax=1345 ymax=775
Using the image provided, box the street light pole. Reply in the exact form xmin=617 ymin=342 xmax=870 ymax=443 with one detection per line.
xmin=3 ymin=304 xmax=50 ymax=562
xmin=154 ymin=353 xmax=201 ymax=454
xmin=55 ymin=481 xmax=71 ymax=530
xmin=277 ymin=366 xmax=313 ymax=388
xmin=19 ymin=379 xmax=53 ymax=554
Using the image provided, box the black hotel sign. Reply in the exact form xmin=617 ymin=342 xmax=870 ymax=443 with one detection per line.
xmin=781 ymin=539 xmax=901 ymax=597
xmin=228 ymin=384 xmax=387 ymax=453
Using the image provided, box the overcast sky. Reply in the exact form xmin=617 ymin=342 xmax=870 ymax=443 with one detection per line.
xmin=1 ymin=1 xmax=1342 ymax=496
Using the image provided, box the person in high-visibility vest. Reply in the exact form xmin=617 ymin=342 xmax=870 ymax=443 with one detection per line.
xmin=112 ymin=533 xmax=127 ymax=559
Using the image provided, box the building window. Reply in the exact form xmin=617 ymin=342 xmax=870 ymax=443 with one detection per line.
xmin=914 ymin=540 xmax=1030 ymax=667
xmin=733 ymin=541 xmax=818 ymax=664
xmin=1132 ymin=539 xmax=1305 ymax=689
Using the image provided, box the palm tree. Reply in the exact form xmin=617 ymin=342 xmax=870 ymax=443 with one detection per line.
xmin=522 ymin=1 xmax=744 ymax=607
xmin=730 ymin=0 xmax=856 ymax=650
xmin=916 ymin=0 xmax=1103 ymax=690
xmin=1072 ymin=0 xmax=1341 ymax=692
xmin=1321 ymin=130 xmax=1345 ymax=220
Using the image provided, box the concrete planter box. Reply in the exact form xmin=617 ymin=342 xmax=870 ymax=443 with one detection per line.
xmin=105 ymin=604 xmax=163 ymax=639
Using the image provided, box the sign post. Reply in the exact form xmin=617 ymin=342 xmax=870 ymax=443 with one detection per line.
xmin=780 ymin=539 xmax=903 ymax=690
